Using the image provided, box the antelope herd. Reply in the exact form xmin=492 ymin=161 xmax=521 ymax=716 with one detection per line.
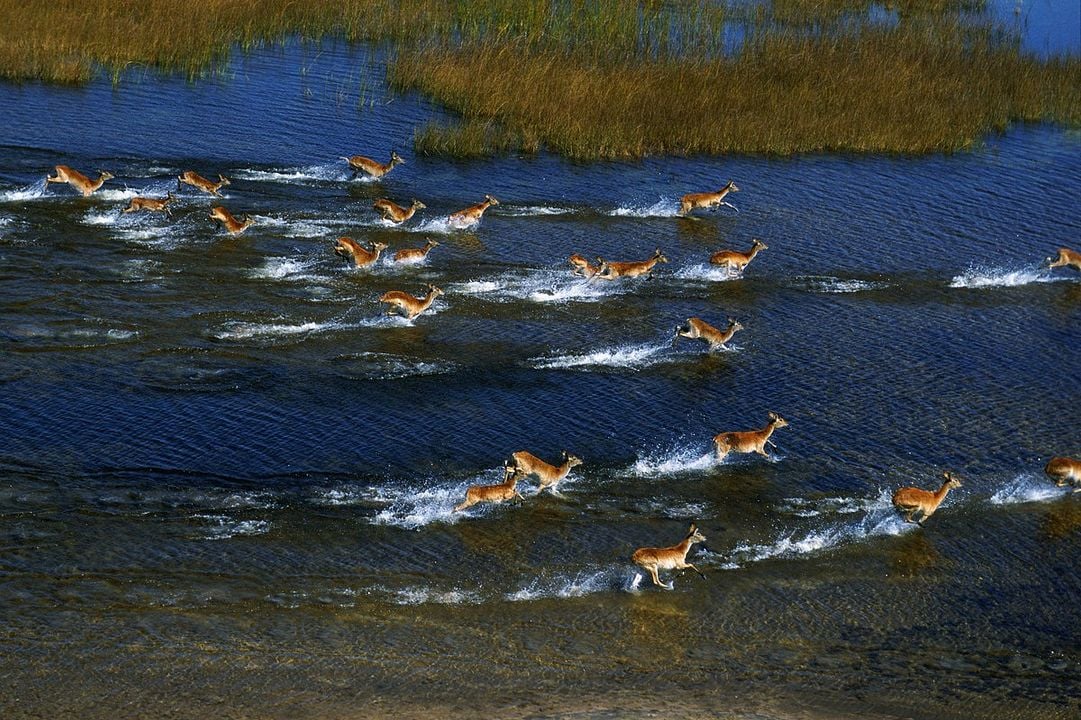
xmin=36 ymin=157 xmax=1079 ymax=590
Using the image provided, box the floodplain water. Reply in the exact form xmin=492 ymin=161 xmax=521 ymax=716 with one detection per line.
xmin=1 ymin=8 xmax=1079 ymax=719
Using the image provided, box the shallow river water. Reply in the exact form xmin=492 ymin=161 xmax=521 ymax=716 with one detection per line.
xmin=1 ymin=13 xmax=1079 ymax=720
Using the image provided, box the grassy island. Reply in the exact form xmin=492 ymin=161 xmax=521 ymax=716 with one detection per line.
xmin=1 ymin=0 xmax=1077 ymax=159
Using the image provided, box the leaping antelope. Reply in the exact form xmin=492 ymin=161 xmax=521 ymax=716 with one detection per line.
xmin=178 ymin=170 xmax=231 ymax=197
xmin=334 ymin=237 xmax=387 ymax=268
xmin=379 ymin=284 xmax=444 ymax=320
xmin=393 ymin=238 xmax=439 ymax=263
xmin=593 ymin=249 xmax=668 ymax=281
xmin=45 ymin=165 xmax=114 ymax=196
xmin=678 ymin=180 xmax=739 ymax=216
xmin=341 ymin=151 xmax=404 ymax=179
xmin=1046 ymin=247 xmax=1081 ymax=272
xmin=892 ymin=471 xmax=963 ymax=525
xmin=507 ymin=450 xmax=583 ymax=495
xmin=569 ymin=253 xmax=601 ymax=278
xmin=1044 ymin=457 xmax=1081 ymax=491
xmin=448 ymin=195 xmax=499 ymax=228
xmin=453 ymin=465 xmax=524 ymax=513
xmin=709 ymin=239 xmax=767 ymax=274
xmin=632 ymin=523 xmax=707 ymax=589
xmin=373 ymin=198 xmax=425 ymax=224
xmin=123 ymin=192 xmax=174 ymax=214
xmin=675 ymin=317 xmax=743 ymax=351
xmin=714 ymin=412 xmax=789 ymax=461
xmin=209 ymin=206 xmax=254 ymax=235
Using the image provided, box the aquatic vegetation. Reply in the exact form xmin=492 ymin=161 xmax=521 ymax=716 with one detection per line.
xmin=0 ymin=1 xmax=1077 ymax=157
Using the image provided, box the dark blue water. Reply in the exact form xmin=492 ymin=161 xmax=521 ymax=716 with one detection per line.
xmin=1 ymin=15 xmax=1079 ymax=720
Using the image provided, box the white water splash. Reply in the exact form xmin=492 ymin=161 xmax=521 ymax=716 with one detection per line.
xmin=779 ymin=495 xmax=877 ymax=518
xmin=249 ymin=257 xmax=325 ymax=281
xmin=0 ymin=179 xmax=48 ymax=202
xmin=723 ymin=491 xmax=911 ymax=567
xmin=949 ymin=264 xmax=1059 ymax=289
xmin=794 ymin=275 xmax=892 ymax=294
xmin=609 ymin=198 xmax=680 ymax=218
xmin=631 ymin=443 xmax=719 ymax=477
xmin=989 ymin=473 xmax=1071 ymax=505
xmin=389 ymin=587 xmax=483 ymax=606
xmin=452 ymin=269 xmax=628 ymax=304
xmin=334 ymin=352 xmax=454 ymax=380
xmin=507 ymin=567 xmax=627 ymax=601
xmin=371 ymin=480 xmax=474 ymax=529
xmin=233 ymin=163 xmax=354 ymax=184
xmin=499 ymin=205 xmax=577 ymax=217
xmin=532 ymin=342 xmax=669 ymax=371
xmin=194 ymin=514 xmax=270 ymax=540
xmin=674 ymin=263 xmax=742 ymax=282
xmin=410 ymin=217 xmax=456 ymax=235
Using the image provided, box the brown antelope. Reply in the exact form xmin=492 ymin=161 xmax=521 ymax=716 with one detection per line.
xmin=341 ymin=151 xmax=404 ymax=179
xmin=594 ymin=249 xmax=668 ymax=281
xmin=178 ymin=170 xmax=231 ymax=197
xmin=123 ymin=193 xmax=174 ymax=214
xmin=709 ymin=238 xmax=767 ymax=273
xmin=334 ymin=237 xmax=387 ymax=268
xmin=678 ymin=180 xmax=739 ymax=216
xmin=379 ymin=284 xmax=444 ymax=320
xmin=714 ymin=412 xmax=789 ymax=461
xmin=675 ymin=317 xmax=743 ymax=351
xmin=373 ymin=198 xmax=425 ymax=224
xmin=632 ymin=523 xmax=707 ymax=589
xmin=507 ymin=450 xmax=583 ymax=495
xmin=448 ymin=195 xmax=499 ymax=228
xmin=45 ymin=166 xmax=114 ymax=196
xmin=453 ymin=465 xmax=524 ymax=513
xmin=209 ymin=206 xmax=254 ymax=235
xmin=1044 ymin=457 xmax=1081 ymax=490
xmin=568 ymin=253 xmax=601 ymax=278
xmin=393 ymin=238 xmax=439 ymax=263
xmin=892 ymin=471 xmax=963 ymax=525
xmin=1046 ymin=247 xmax=1081 ymax=272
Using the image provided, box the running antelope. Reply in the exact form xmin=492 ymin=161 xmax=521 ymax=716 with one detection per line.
xmin=448 ymin=195 xmax=499 ymax=228
xmin=178 ymin=170 xmax=230 ymax=197
xmin=1046 ymin=247 xmax=1081 ymax=272
xmin=453 ymin=465 xmax=524 ymax=513
xmin=393 ymin=238 xmax=439 ymax=263
xmin=379 ymin=284 xmax=444 ymax=320
xmin=123 ymin=193 xmax=174 ymax=214
xmin=594 ymin=249 xmax=668 ymax=281
xmin=569 ymin=253 xmax=601 ymax=278
xmin=714 ymin=412 xmax=789 ymax=461
xmin=632 ymin=523 xmax=707 ymax=589
xmin=1044 ymin=456 xmax=1081 ymax=491
xmin=334 ymin=237 xmax=387 ymax=268
xmin=892 ymin=471 xmax=963 ymax=525
xmin=209 ymin=206 xmax=254 ymax=235
xmin=341 ymin=151 xmax=403 ymax=179
xmin=45 ymin=166 xmax=114 ymax=196
xmin=709 ymin=238 xmax=767 ymax=273
xmin=675 ymin=317 xmax=743 ymax=351
xmin=373 ymin=198 xmax=425 ymax=224
xmin=507 ymin=450 xmax=583 ymax=495
xmin=678 ymin=180 xmax=739 ymax=216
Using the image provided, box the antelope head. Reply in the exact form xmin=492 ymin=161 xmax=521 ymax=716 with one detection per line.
xmin=427 ymin=284 xmax=445 ymax=298
xmin=728 ymin=318 xmax=744 ymax=332
xmin=686 ymin=523 xmax=707 ymax=545
xmin=942 ymin=471 xmax=963 ymax=490
xmin=217 ymin=174 xmax=231 ymax=187
xmin=752 ymin=238 xmax=768 ymax=250
xmin=767 ymin=411 xmax=789 ymax=428
xmin=390 ymin=151 xmax=405 ymax=166
xmin=561 ymin=451 xmax=583 ymax=469
xmin=484 ymin=194 xmax=500 ymax=206
xmin=412 ymin=199 xmax=427 ymax=210
xmin=653 ymin=249 xmax=669 ymax=263
xmin=726 ymin=180 xmax=740 ymax=193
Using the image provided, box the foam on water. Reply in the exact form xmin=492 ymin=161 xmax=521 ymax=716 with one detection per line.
xmin=371 ymin=479 xmax=476 ymax=529
xmin=631 ymin=442 xmax=719 ymax=477
xmin=779 ymin=495 xmax=879 ymax=518
xmin=794 ymin=275 xmax=892 ymax=293
xmin=949 ymin=263 xmax=1060 ymax=288
xmin=507 ymin=567 xmax=627 ymax=601
xmin=674 ymin=263 xmax=743 ymax=282
xmin=388 ymin=587 xmax=483 ymax=606
xmin=453 ymin=269 xmax=628 ymax=304
xmin=0 ymin=179 xmax=48 ymax=202
xmin=609 ymin=198 xmax=680 ymax=218
xmin=249 ymin=257 xmax=324 ymax=281
xmin=532 ymin=342 xmax=669 ymax=371
xmin=333 ymin=352 xmax=454 ymax=380
xmin=193 ymin=514 xmax=270 ymax=540
xmin=721 ymin=491 xmax=912 ymax=568
xmin=500 ymin=205 xmax=577 ymax=217
xmin=233 ymin=163 xmax=354 ymax=184
xmin=989 ymin=472 xmax=1070 ymax=505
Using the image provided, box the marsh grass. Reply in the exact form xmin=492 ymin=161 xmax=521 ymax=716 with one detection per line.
xmin=0 ymin=0 xmax=1077 ymax=158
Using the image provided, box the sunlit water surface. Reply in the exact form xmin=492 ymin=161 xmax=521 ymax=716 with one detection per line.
xmin=1 ymin=15 xmax=1079 ymax=720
